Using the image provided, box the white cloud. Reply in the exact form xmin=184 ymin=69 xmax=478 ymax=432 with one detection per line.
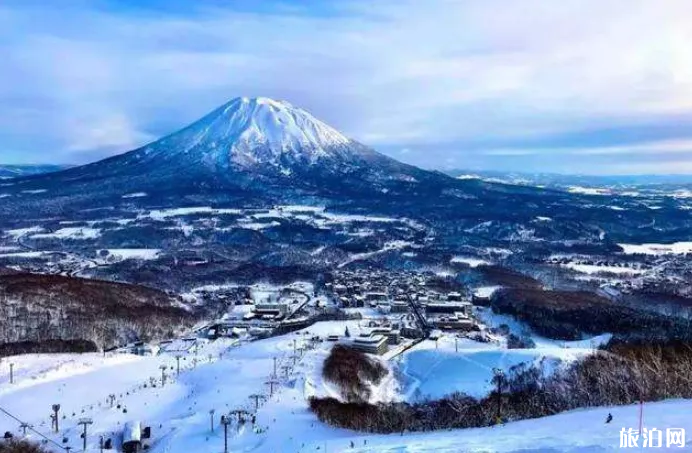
xmin=0 ymin=0 xmax=692 ymax=173
xmin=483 ymin=149 xmax=542 ymax=157
xmin=572 ymin=139 xmax=692 ymax=156
xmin=607 ymin=160 xmax=692 ymax=175
xmin=482 ymin=139 xmax=692 ymax=157
xmin=66 ymin=113 xmax=154 ymax=154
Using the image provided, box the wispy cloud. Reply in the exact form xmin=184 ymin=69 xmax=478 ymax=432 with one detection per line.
xmin=570 ymin=139 xmax=692 ymax=156
xmin=1 ymin=0 xmax=692 ymax=174
xmin=482 ymin=139 xmax=692 ymax=157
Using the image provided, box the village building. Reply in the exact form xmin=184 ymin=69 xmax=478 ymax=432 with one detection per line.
xmin=347 ymin=335 xmax=389 ymax=355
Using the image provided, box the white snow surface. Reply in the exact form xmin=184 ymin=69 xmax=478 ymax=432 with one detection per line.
xmin=3 ymin=226 xmax=44 ymax=238
xmin=142 ymin=207 xmax=243 ymax=220
xmin=562 ymin=262 xmax=645 ymax=275
xmin=139 ymin=97 xmax=357 ymax=169
xmin=210 ymin=97 xmax=351 ymax=165
xmin=396 ymin=326 xmax=609 ymax=403
xmin=567 ymin=186 xmax=611 ymax=195
xmin=98 ymin=248 xmax=161 ymax=261
xmin=121 ymin=192 xmax=148 ymax=198
xmin=31 ymin=227 xmax=102 ymax=240
xmin=0 ymin=251 xmax=51 ymax=258
xmin=1 ymin=323 xmax=689 ymax=453
xmin=619 ymin=242 xmax=692 ymax=255
xmin=351 ymin=399 xmax=692 ymax=452
xmin=450 ymin=256 xmax=490 ymax=267
xmin=473 ymin=286 xmax=501 ymax=298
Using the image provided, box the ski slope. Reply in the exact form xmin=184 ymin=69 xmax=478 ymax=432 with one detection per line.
xmin=0 ymin=322 xmax=690 ymax=453
xmin=350 ymin=399 xmax=692 ymax=452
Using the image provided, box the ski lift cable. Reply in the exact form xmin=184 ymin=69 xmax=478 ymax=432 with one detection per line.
xmin=0 ymin=405 xmax=69 ymax=451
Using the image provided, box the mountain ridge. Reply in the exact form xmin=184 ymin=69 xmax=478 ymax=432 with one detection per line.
xmin=0 ymin=164 xmax=70 ymax=178
xmin=1 ymin=96 xmax=690 ymax=251
xmin=2 ymin=96 xmax=474 ymax=205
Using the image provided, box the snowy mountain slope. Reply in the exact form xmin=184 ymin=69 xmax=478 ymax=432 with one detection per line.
xmin=12 ymin=97 xmax=412 ymax=181
xmin=97 ymin=96 xmax=373 ymax=173
xmin=0 ymin=96 xmax=590 ymax=213
xmin=3 ymin=324 xmax=689 ymax=453
xmin=2 ymin=97 xmax=458 ymax=208
xmin=3 ymin=96 xmax=690 ymax=247
xmin=172 ymin=96 xmax=353 ymax=167
xmin=349 ymin=399 xmax=692 ymax=452
xmin=0 ymin=164 xmax=68 ymax=178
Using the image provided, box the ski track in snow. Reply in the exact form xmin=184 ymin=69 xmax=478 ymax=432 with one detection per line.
xmin=0 ymin=322 xmax=689 ymax=453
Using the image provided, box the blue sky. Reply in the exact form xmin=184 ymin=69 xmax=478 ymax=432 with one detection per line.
xmin=2 ymin=0 xmax=692 ymax=174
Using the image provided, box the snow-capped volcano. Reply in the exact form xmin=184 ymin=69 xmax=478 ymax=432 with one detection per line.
xmin=209 ymin=97 xmax=351 ymax=161
xmin=6 ymin=96 xmax=440 ymax=202
xmin=3 ymin=96 xmax=654 ymax=244
xmin=148 ymin=96 xmax=356 ymax=169
xmin=122 ymin=96 xmax=377 ymax=173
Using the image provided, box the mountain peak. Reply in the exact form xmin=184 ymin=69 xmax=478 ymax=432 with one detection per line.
xmin=152 ymin=95 xmax=354 ymax=169
xmin=25 ymin=95 xmax=412 ymax=192
xmin=235 ymin=96 xmax=292 ymax=108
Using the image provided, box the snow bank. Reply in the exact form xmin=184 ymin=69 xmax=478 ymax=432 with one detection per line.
xmin=4 ymin=226 xmax=44 ymax=238
xmin=619 ymin=242 xmax=692 ymax=255
xmin=31 ymin=227 xmax=101 ymax=240
xmin=562 ymin=262 xmax=645 ymax=275
xmin=143 ymin=206 xmax=243 ymax=220
xmin=568 ymin=186 xmax=610 ymax=195
xmin=0 ymin=251 xmax=50 ymax=258
xmin=122 ymin=192 xmax=148 ymax=198
xmin=474 ymin=286 xmax=501 ymax=299
xmin=99 ymin=249 xmax=161 ymax=261
xmin=450 ymin=256 xmax=490 ymax=267
xmin=350 ymin=399 xmax=692 ymax=452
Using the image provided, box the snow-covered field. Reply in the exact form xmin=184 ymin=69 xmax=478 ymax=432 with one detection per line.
xmin=397 ymin=307 xmax=612 ymax=403
xmin=450 ymin=256 xmax=490 ymax=268
xmin=142 ymin=206 xmax=244 ymax=220
xmin=619 ymin=242 xmax=692 ymax=255
xmin=562 ymin=262 xmax=645 ymax=276
xmin=1 ymin=321 xmax=689 ymax=452
xmin=97 ymin=248 xmax=161 ymax=261
xmin=0 ymin=251 xmax=51 ymax=258
xmin=121 ymin=192 xmax=148 ymax=199
xmin=0 ymin=204 xmax=426 ymax=250
xmin=31 ymin=227 xmax=102 ymax=240
xmin=351 ymin=399 xmax=692 ymax=452
xmin=3 ymin=226 xmax=44 ymax=238
xmin=474 ymin=286 xmax=501 ymax=299
xmin=339 ymin=241 xmax=414 ymax=268
xmin=397 ymin=337 xmax=591 ymax=400
xmin=568 ymin=186 xmax=611 ymax=195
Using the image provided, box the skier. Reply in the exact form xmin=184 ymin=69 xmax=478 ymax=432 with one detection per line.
xmin=605 ymin=413 xmax=613 ymax=424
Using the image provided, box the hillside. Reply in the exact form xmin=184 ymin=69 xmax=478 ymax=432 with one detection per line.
xmin=0 ymin=273 xmax=193 ymax=353
xmin=0 ymin=165 xmax=68 ymax=179
xmin=1 ymin=322 xmax=690 ymax=452
xmin=491 ymin=288 xmax=690 ymax=341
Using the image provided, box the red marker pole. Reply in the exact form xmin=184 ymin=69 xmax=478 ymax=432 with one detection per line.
xmin=638 ymin=400 xmax=643 ymax=434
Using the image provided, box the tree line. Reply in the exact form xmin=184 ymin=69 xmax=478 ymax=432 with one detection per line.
xmin=310 ymin=340 xmax=692 ymax=433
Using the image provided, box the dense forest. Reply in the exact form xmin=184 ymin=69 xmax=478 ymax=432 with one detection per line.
xmin=0 ymin=272 xmax=194 ymax=354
